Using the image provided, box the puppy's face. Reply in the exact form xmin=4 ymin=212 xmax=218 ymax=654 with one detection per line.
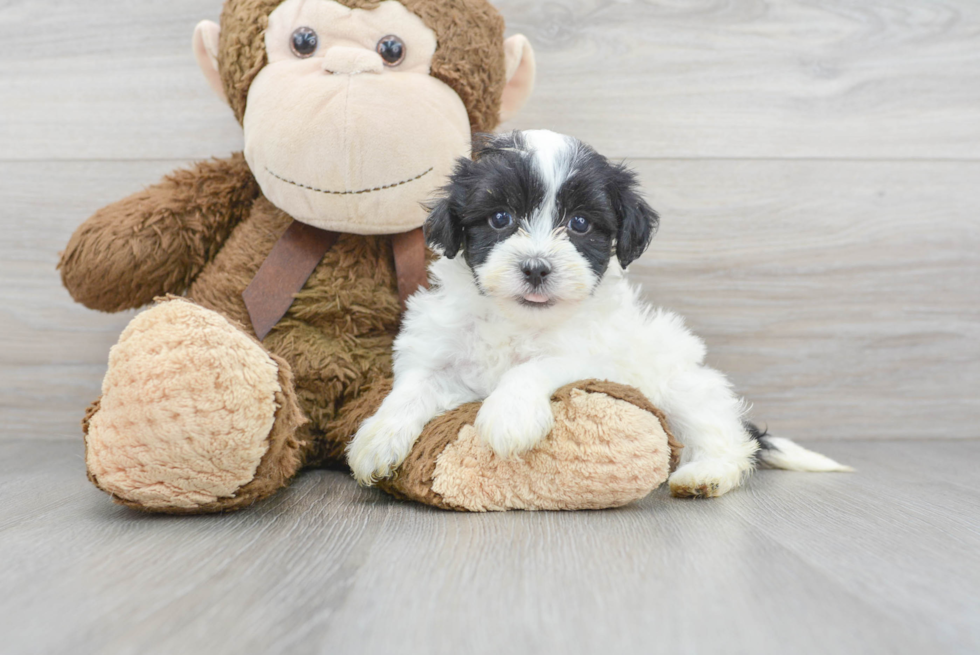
xmin=425 ymin=130 xmax=659 ymax=313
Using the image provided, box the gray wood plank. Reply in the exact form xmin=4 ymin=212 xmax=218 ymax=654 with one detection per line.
xmin=735 ymin=441 xmax=980 ymax=650
xmin=499 ymin=0 xmax=980 ymax=159
xmin=0 ymin=160 xmax=173 ymax=441
xmin=0 ymin=439 xmax=976 ymax=654
xmin=0 ymin=0 xmax=243 ymax=162
xmin=628 ymin=158 xmax=980 ymax=440
xmin=2 ymin=159 xmax=976 ymax=442
xmin=2 ymin=0 xmax=980 ymax=161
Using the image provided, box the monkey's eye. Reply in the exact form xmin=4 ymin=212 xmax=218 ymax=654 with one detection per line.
xmin=568 ymin=216 xmax=591 ymax=234
xmin=290 ymin=27 xmax=318 ymax=58
xmin=489 ymin=211 xmax=514 ymax=230
xmin=377 ymin=35 xmax=406 ymax=66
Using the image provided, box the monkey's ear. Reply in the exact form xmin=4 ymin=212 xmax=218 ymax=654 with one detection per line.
xmin=609 ymin=166 xmax=659 ymax=269
xmin=193 ymin=20 xmax=228 ymax=104
xmin=500 ymin=35 xmax=536 ymax=123
xmin=424 ymin=197 xmax=464 ymax=259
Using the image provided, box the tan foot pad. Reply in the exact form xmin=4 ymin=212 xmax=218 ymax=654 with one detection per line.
xmin=379 ymin=380 xmax=681 ymax=512
xmin=85 ymin=298 xmax=301 ymax=513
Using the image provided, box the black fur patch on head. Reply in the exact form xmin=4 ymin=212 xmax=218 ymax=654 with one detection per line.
xmin=459 ymin=133 xmax=546 ymax=269
xmin=553 ymin=144 xmax=619 ymax=277
xmin=425 ymin=132 xmax=545 ymax=268
xmin=554 ymin=142 xmax=659 ymax=273
xmin=425 ymin=131 xmax=659 ymax=279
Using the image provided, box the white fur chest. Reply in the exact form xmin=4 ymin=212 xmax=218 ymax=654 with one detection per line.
xmin=395 ymin=257 xmax=678 ymax=400
xmin=454 ymin=312 xmax=562 ymax=396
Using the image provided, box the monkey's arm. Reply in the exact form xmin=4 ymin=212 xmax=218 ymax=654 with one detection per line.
xmin=59 ymin=153 xmax=260 ymax=313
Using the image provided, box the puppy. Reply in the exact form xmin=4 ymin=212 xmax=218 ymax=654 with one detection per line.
xmin=348 ymin=130 xmax=850 ymax=497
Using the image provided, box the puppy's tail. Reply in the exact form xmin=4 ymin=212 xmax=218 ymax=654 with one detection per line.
xmin=746 ymin=422 xmax=854 ymax=472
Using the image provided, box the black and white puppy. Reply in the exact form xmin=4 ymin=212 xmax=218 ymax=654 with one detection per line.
xmin=348 ymin=130 xmax=850 ymax=496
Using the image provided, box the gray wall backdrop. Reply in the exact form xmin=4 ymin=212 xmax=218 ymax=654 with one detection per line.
xmin=1 ymin=0 xmax=977 ymax=442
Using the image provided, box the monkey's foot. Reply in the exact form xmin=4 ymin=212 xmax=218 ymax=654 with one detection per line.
xmin=378 ymin=380 xmax=681 ymax=511
xmin=84 ymin=298 xmax=305 ymax=514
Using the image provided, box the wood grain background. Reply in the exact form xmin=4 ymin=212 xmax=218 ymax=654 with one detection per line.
xmin=1 ymin=0 xmax=977 ymax=441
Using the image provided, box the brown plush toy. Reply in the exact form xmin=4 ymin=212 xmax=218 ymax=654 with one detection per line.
xmin=59 ymin=0 xmax=680 ymax=514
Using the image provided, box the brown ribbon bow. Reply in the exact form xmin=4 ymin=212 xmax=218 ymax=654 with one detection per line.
xmin=243 ymin=221 xmax=429 ymax=341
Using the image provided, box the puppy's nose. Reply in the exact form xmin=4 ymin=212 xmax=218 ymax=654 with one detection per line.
xmin=521 ymin=260 xmax=552 ymax=287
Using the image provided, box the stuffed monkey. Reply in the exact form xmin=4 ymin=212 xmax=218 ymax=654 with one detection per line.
xmin=60 ymin=0 xmax=679 ymax=514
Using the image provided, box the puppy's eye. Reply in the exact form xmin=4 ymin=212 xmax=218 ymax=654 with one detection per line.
xmin=489 ymin=211 xmax=514 ymax=230
xmin=377 ymin=35 xmax=406 ymax=66
xmin=290 ymin=27 xmax=318 ymax=58
xmin=568 ymin=216 xmax=591 ymax=234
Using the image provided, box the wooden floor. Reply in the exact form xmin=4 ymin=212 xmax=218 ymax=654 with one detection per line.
xmin=1 ymin=439 xmax=977 ymax=655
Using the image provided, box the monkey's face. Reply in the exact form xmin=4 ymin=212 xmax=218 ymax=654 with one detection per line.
xmin=243 ymin=0 xmax=472 ymax=235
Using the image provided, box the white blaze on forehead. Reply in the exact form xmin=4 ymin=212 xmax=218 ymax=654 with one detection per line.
xmin=522 ymin=129 xmax=578 ymax=188
xmin=519 ymin=129 xmax=579 ymax=243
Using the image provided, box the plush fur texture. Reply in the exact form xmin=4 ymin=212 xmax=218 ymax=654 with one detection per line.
xmin=218 ymin=0 xmax=506 ymax=133
xmin=184 ymin=195 xmax=403 ymax=449
xmin=348 ymin=130 xmax=850 ymax=497
xmin=65 ymin=186 xmax=405 ymax=498
xmin=59 ymin=153 xmax=260 ymax=312
xmin=84 ymin=298 xmax=305 ymax=512
xmin=374 ymin=379 xmax=681 ymax=511
xmin=431 ymin=382 xmax=680 ymax=511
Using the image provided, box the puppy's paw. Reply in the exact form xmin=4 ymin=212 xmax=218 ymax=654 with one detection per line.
xmin=669 ymin=458 xmax=748 ymax=498
xmin=475 ymin=390 xmax=555 ymax=459
xmin=347 ymin=414 xmax=420 ymax=486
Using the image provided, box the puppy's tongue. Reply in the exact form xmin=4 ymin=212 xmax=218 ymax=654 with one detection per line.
xmin=524 ymin=293 xmax=550 ymax=304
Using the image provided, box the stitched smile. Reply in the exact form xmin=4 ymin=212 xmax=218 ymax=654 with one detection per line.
xmin=265 ymin=166 xmax=434 ymax=195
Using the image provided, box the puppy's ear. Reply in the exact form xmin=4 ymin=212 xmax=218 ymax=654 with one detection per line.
xmin=609 ymin=165 xmax=659 ymax=268
xmin=424 ymin=155 xmax=479 ymax=258
xmin=424 ymin=196 xmax=464 ymax=258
